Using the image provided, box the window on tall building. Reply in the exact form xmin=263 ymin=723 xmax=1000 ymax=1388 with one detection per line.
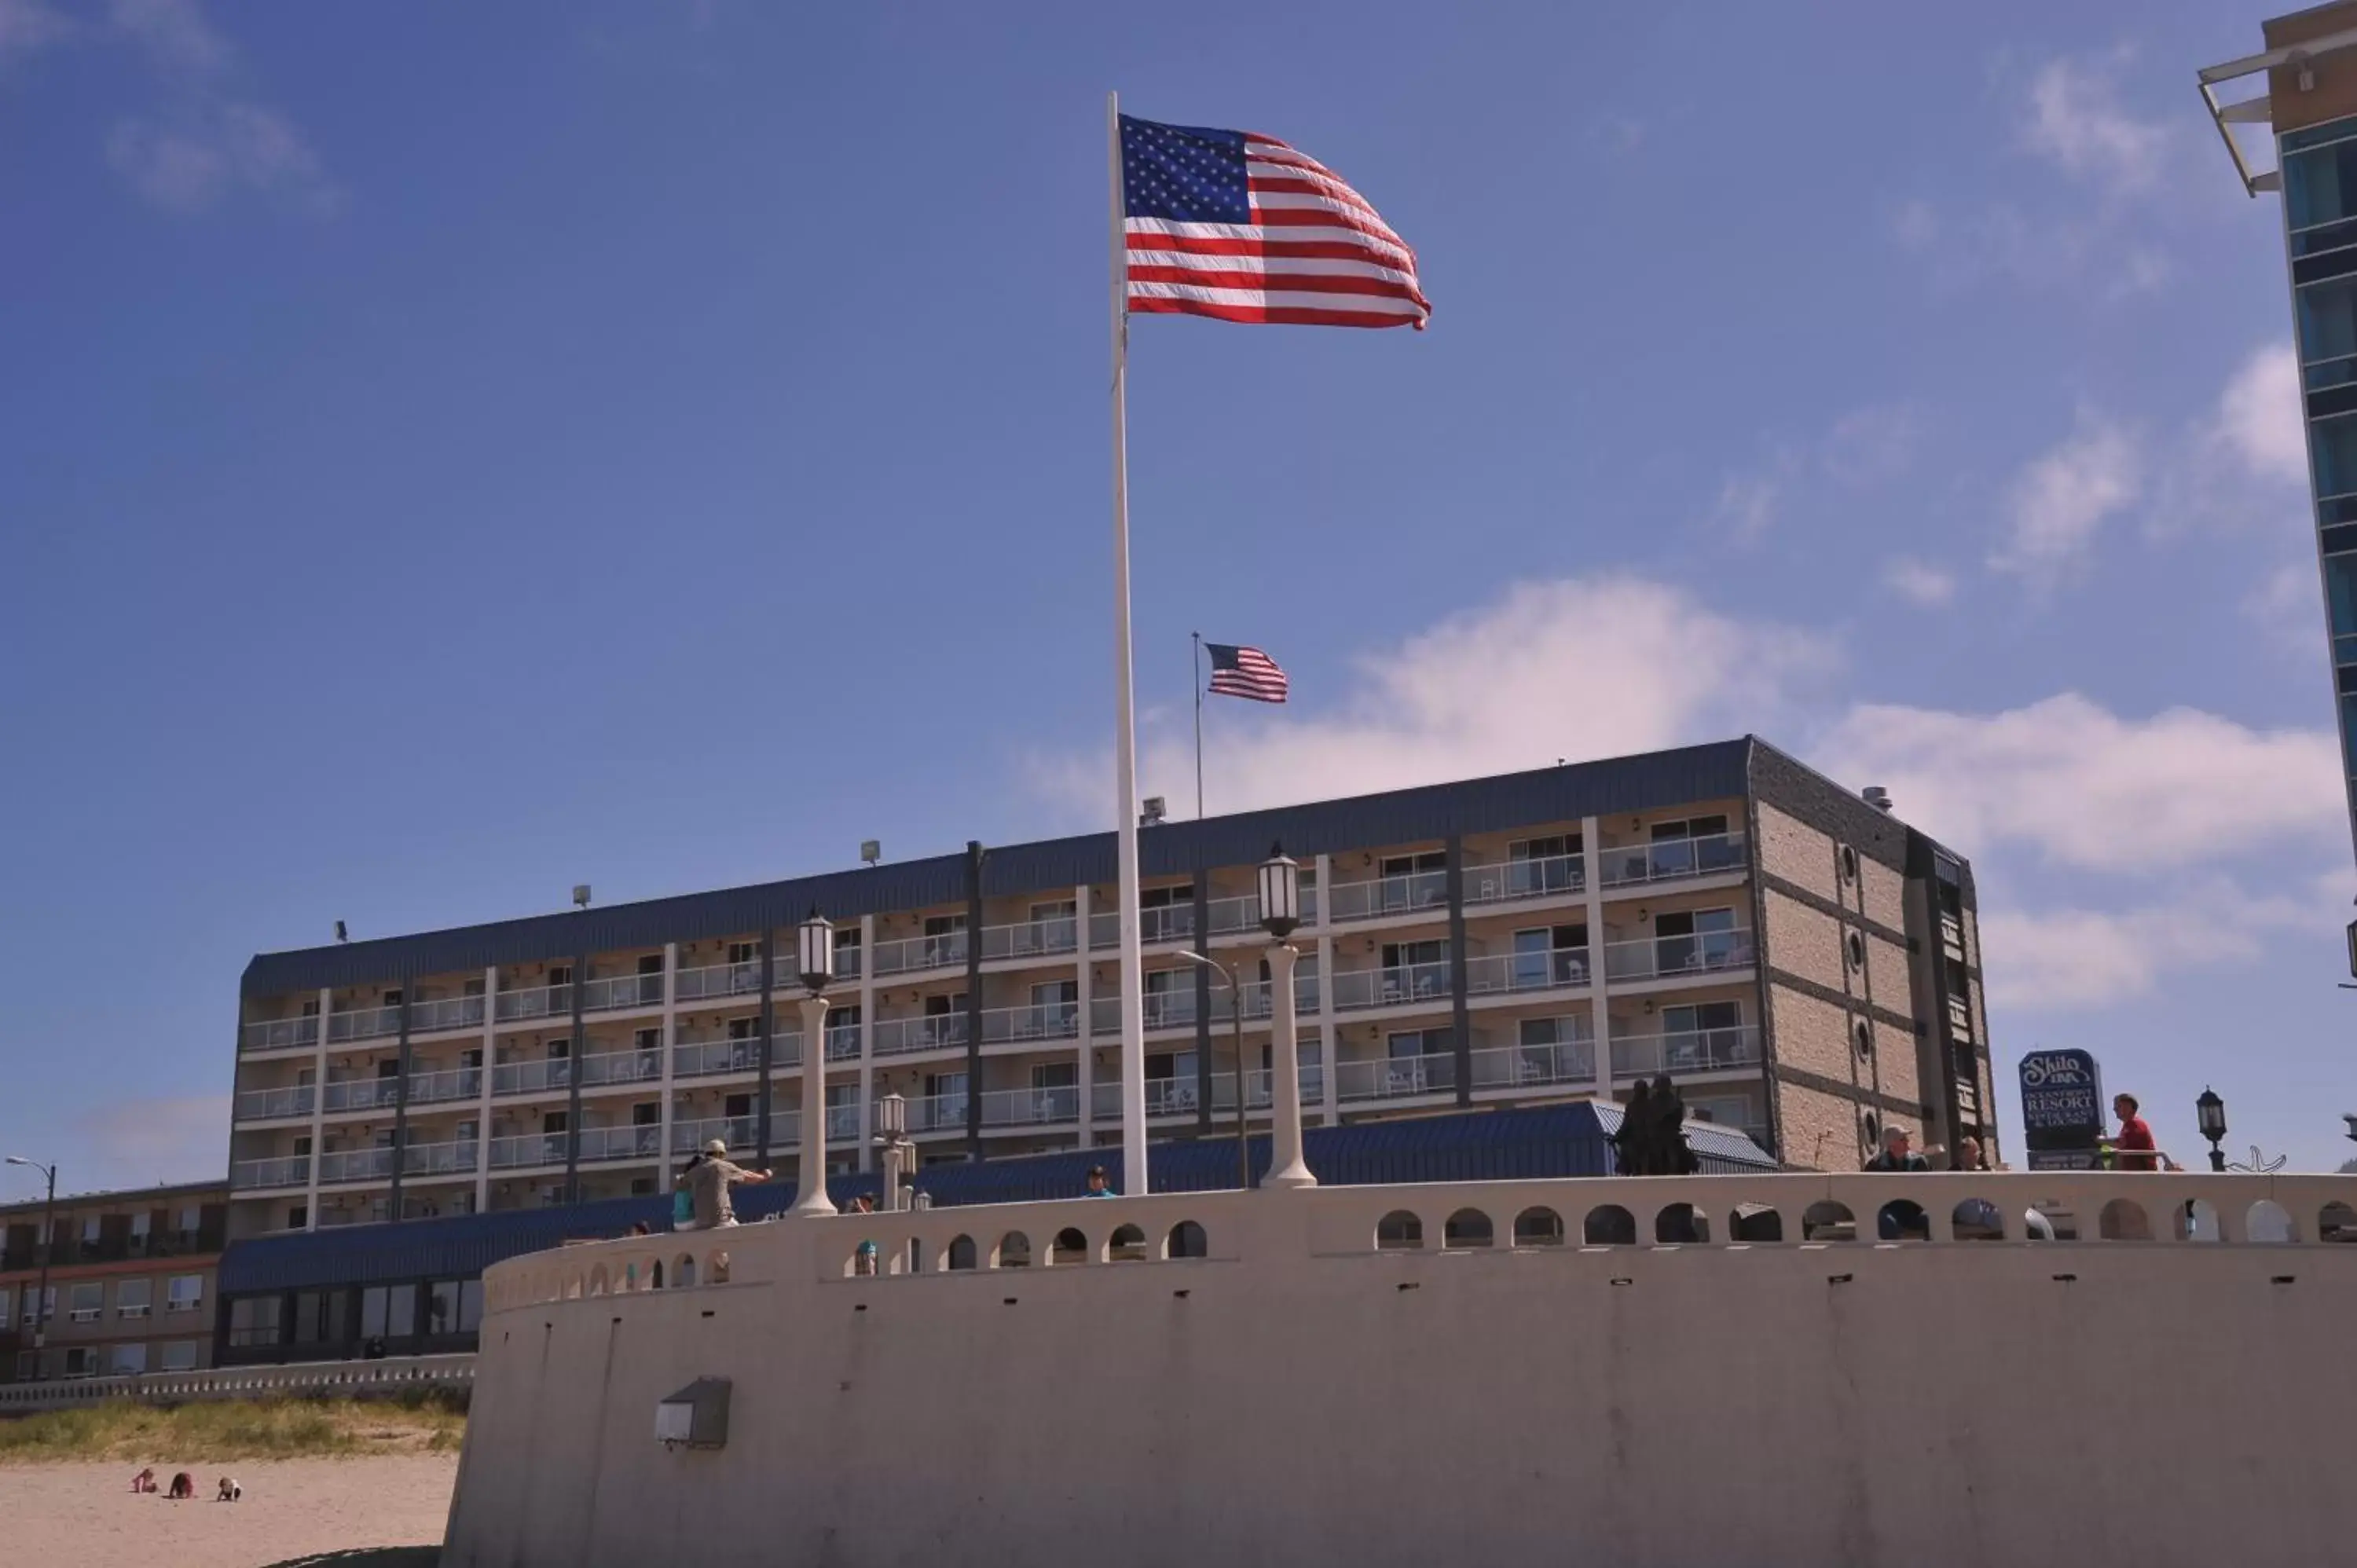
xmin=165 ymin=1275 xmax=203 ymax=1313
xmin=160 ymin=1340 xmax=199 ymax=1372
xmin=116 ymin=1278 xmax=152 ymax=1319
xmin=68 ymin=1282 xmax=103 ymax=1322
xmin=110 ymin=1343 xmax=147 ymax=1376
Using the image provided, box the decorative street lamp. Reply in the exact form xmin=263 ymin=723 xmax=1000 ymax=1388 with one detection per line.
xmin=1259 ymin=844 xmax=1315 ymax=1190
xmin=1177 ymin=950 xmax=1252 ymax=1190
xmin=791 ymin=908 xmax=838 ymax=1218
xmin=2195 ymin=1087 xmax=2227 ymax=1174
xmin=4 ymin=1156 xmax=56 ymax=1363
xmin=874 ymin=1092 xmax=912 ymax=1214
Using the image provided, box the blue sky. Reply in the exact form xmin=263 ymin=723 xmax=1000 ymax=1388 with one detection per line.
xmin=3 ymin=0 xmax=2352 ymax=1191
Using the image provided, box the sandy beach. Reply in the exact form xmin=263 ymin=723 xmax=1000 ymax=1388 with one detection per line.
xmin=0 ymin=1454 xmax=455 ymax=1567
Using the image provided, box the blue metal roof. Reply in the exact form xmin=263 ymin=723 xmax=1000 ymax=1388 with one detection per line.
xmin=218 ymin=1104 xmax=1772 ymax=1294
xmin=241 ymin=741 xmax=1757 ymax=996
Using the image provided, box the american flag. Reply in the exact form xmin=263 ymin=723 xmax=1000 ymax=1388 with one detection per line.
xmin=1120 ymin=115 xmax=1428 ymax=330
xmin=1205 ymin=643 xmax=1288 ymax=703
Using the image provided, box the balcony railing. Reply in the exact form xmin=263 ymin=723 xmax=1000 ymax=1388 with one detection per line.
xmin=581 ymin=973 xmax=665 ymax=1012
xmin=405 ymin=1066 xmax=482 ymax=1105
xmin=578 ymin=1049 xmax=662 ymax=1087
xmin=904 ymin=1093 xmax=969 ymax=1133
xmin=673 ymin=1038 xmax=766 ymax=1078
xmin=675 ymin=962 xmax=764 ymax=1002
xmin=1601 ymin=929 xmax=1757 ymax=984
xmin=577 ymin=1125 xmax=665 ymax=1163
xmin=980 ymin=1086 xmax=1080 ymax=1128
xmin=873 ymin=931 xmax=968 ymax=977
xmin=1463 ymin=852 xmax=1586 ymax=906
xmin=1327 ymin=868 xmax=1448 ymax=925
xmin=409 ymin=995 xmax=486 ymax=1033
xmin=241 ymin=1017 xmax=320 ymax=1053
xmin=490 ymin=1059 xmax=573 ymax=1096
xmin=488 ymin=1133 xmax=567 ymax=1170
xmin=1329 ymin=962 xmax=1451 ymax=1013
xmin=1087 ymin=989 xmax=1202 ymax=1035
xmin=772 ymin=1022 xmax=862 ymax=1064
xmin=493 ymin=984 xmax=572 ymax=1023
xmin=1596 ymin=831 xmax=1747 ymax=888
xmin=230 ymin=1156 xmax=310 ymax=1190
xmin=317 ymin=1146 xmax=397 ymax=1185
xmin=1463 ymin=946 xmax=1591 ymax=997
xmin=1204 ymin=888 xmax=1323 ymax=936
xmin=321 ymin=1078 xmax=405 ymax=1114
xmin=1470 ymin=1037 xmax=1593 ymax=1090
xmin=673 ymin=1115 xmax=757 ymax=1154
xmin=1087 ymin=1078 xmax=1204 ymax=1119
xmin=399 ymin=1139 xmax=481 ymax=1177
xmin=1211 ymin=1064 xmax=1325 ymax=1112
xmin=874 ymin=1014 xmax=967 ymax=1057
xmin=981 ymin=1002 xmax=1080 ymax=1045
xmin=1234 ymin=969 xmax=1322 ymax=1017
xmin=233 ymin=1085 xmax=315 ymax=1121
xmin=1335 ymin=1050 xmax=1457 ymax=1103
xmin=1609 ymin=1025 xmax=1761 ymax=1079
xmin=1087 ymin=904 xmax=1197 ymax=949
xmin=981 ymin=917 xmax=1080 ymax=962
xmin=327 ymin=1005 xmax=402 ymax=1043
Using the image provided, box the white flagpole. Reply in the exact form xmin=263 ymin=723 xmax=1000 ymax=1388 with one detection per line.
xmin=1108 ymin=91 xmax=1148 ymax=1196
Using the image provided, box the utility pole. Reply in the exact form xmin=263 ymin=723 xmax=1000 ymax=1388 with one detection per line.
xmin=5 ymin=1156 xmax=57 ymax=1373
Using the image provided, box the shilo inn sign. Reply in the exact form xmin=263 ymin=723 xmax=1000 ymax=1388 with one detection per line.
xmin=2018 ymin=1049 xmax=2105 ymax=1172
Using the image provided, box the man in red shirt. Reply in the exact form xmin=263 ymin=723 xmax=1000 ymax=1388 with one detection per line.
xmin=2113 ymin=1094 xmax=2157 ymax=1171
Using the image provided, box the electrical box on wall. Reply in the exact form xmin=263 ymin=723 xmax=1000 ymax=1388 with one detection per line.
xmin=655 ymin=1377 xmax=731 ymax=1450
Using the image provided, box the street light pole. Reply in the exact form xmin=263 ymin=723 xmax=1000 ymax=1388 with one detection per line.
xmin=1257 ymin=844 xmax=1315 ymax=1190
xmin=2196 ymin=1087 xmax=2228 ymax=1174
xmin=5 ymin=1156 xmax=57 ymax=1365
xmin=1178 ymin=951 xmax=1251 ymax=1190
xmin=792 ymin=909 xmax=839 ymax=1218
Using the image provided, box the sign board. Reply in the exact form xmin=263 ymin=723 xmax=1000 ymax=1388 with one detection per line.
xmin=2025 ymin=1148 xmax=2102 ymax=1173
xmin=2018 ymin=1049 xmax=2104 ymax=1156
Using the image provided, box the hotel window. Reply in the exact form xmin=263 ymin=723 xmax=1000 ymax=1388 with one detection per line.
xmin=166 ymin=1274 xmax=203 ymax=1314
xmin=116 ymin=1278 xmax=152 ymax=1319
xmin=160 ymin=1341 xmax=199 ymax=1372
xmin=130 ymin=1210 xmax=152 ymax=1247
xmin=361 ymin=1284 xmax=417 ymax=1341
xmin=68 ymin=1282 xmax=104 ymax=1322
xmin=110 ymin=1343 xmax=148 ymax=1376
xmin=23 ymin=1287 xmax=53 ymax=1325
xmin=64 ymin=1346 xmax=100 ymax=1379
xmin=726 ymin=940 xmax=761 ymax=967
xmin=79 ymin=1214 xmax=101 ymax=1245
xmin=228 ymin=1295 xmax=280 ymax=1347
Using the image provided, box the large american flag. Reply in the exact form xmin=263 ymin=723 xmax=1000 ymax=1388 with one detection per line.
xmin=1120 ymin=115 xmax=1428 ymax=330
xmin=1205 ymin=643 xmax=1288 ymax=703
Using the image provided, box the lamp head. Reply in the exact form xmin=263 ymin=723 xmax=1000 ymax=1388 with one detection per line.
xmin=797 ymin=907 xmax=834 ymax=993
xmin=2195 ymin=1086 xmax=2227 ymax=1142
xmin=1257 ymin=841 xmax=1301 ymax=939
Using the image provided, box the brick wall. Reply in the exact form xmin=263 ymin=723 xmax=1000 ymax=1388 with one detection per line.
xmin=1755 ymin=801 xmax=1837 ymax=900
xmin=1761 ymin=892 xmax=1846 ymax=993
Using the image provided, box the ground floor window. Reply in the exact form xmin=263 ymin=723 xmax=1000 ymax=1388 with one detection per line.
xmin=229 ymin=1295 xmax=281 ymax=1348
xmin=160 ymin=1340 xmax=199 ymax=1372
xmin=110 ymin=1343 xmax=147 ymax=1376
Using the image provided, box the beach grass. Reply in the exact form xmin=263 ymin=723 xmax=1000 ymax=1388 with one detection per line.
xmin=0 ymin=1388 xmax=467 ymax=1463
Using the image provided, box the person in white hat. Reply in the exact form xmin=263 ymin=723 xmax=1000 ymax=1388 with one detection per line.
xmin=686 ymin=1138 xmax=771 ymax=1229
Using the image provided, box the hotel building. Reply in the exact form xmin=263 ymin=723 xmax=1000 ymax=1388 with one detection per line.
xmin=223 ymin=738 xmax=1993 ymax=1238
xmin=0 ymin=1180 xmax=226 ymax=1383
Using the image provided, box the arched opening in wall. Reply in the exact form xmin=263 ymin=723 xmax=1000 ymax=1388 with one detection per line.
xmin=1106 ymin=1224 xmax=1149 ymax=1262
xmin=947 ymin=1234 xmax=979 ymax=1270
xmin=2172 ymin=1199 xmax=2220 ymax=1242
xmin=651 ymin=1259 xmax=665 ymax=1288
xmin=1165 ymin=1220 xmax=1208 ymax=1259
xmin=1512 ymin=1207 xmax=1564 ymax=1247
xmin=905 ymin=1239 xmax=925 ymax=1275
xmin=1442 ymin=1208 xmax=1494 ymax=1249
xmin=708 ymin=1251 xmax=731 ymax=1284
xmin=1875 ymin=1200 xmax=1929 ymax=1242
xmin=588 ymin=1266 xmax=608 ymax=1296
xmin=2246 ymin=1200 xmax=2297 ymax=1243
xmin=564 ymin=1275 xmax=583 ymax=1300
xmin=1050 ymin=1228 xmax=1088 ymax=1265
xmin=1376 ymin=1210 xmax=1424 ymax=1251
xmin=1654 ymin=1203 xmax=1709 ymax=1244
xmin=1950 ymin=1197 xmax=2005 ymax=1240
xmin=2319 ymin=1201 xmax=2357 ymax=1242
xmin=2097 ymin=1200 xmax=2151 ymax=1241
xmin=1582 ymin=1205 xmax=1637 ymax=1246
xmin=1801 ymin=1201 xmax=1855 ymax=1242
xmin=994 ymin=1232 xmax=1031 ymax=1269
xmin=674 ymin=1255 xmax=697 ymax=1288
xmin=1839 ymin=844 xmax=1860 ymax=884
xmin=1729 ymin=1204 xmax=1783 ymax=1243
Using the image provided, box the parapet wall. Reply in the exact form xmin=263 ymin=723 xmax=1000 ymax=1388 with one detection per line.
xmin=445 ymin=1171 xmax=2357 ymax=1568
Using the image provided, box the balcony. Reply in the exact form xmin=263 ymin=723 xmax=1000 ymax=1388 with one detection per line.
xmin=981 ymin=1002 xmax=1080 ymax=1046
xmin=1329 ymin=962 xmax=1450 ymax=1013
xmin=1088 ymin=989 xmax=1201 ymax=1035
xmin=1463 ymin=946 xmax=1591 ymax=998
xmin=233 ymin=1085 xmax=315 ymax=1121
xmin=407 ymin=1067 xmax=482 ymax=1105
xmin=1596 ymin=831 xmax=1747 ymax=889
xmin=577 ymin=1048 xmax=662 ymax=1088
xmin=326 ymin=1005 xmax=401 ymax=1044
xmin=874 ymin=1014 xmax=967 ymax=1057
xmin=581 ymin=973 xmax=665 ymax=1013
xmin=1087 ymin=904 xmax=1196 ymax=949
xmin=673 ymin=1038 xmax=767 ymax=1079
xmin=1211 ymin=1064 xmax=1325 ymax=1112
xmin=490 ymin=1059 xmax=573 ymax=1097
xmin=1327 ymin=868 xmax=1447 ymax=925
xmin=409 ymin=995 xmax=486 ymax=1033
xmin=399 ymin=1139 xmax=482 ymax=1177
xmin=230 ymin=1155 xmax=310 ymax=1190
xmin=1336 ymin=1050 xmax=1456 ymax=1103
xmin=241 ymin=1017 xmax=319 ymax=1053
xmin=672 ymin=1114 xmax=757 ymax=1155
xmin=774 ymin=1022 xmax=863 ymax=1064
xmin=1463 ymin=851 xmax=1586 ymax=907
xmin=1600 ymin=929 xmax=1756 ymax=984
xmin=1204 ymin=887 xmax=1322 ymax=936
xmin=488 ymin=1132 xmax=567 ymax=1170
xmin=981 ymin=917 xmax=1080 ymax=962
xmin=493 ymin=984 xmax=573 ymax=1024
xmin=1470 ymin=1036 xmax=1593 ymax=1090
xmin=321 ymin=1078 xmax=405 ymax=1114
xmin=1609 ymin=1025 xmax=1761 ymax=1080
xmin=904 ymin=1094 xmax=969 ymax=1133
xmin=577 ymin=1125 xmax=665 ymax=1163
xmin=675 ymin=961 xmax=763 ymax=1003
xmin=980 ymin=1085 xmax=1080 ymax=1128
xmin=1234 ymin=969 xmax=1322 ymax=1017
xmin=317 ymin=1146 xmax=397 ymax=1185
xmin=873 ymin=931 xmax=968 ymax=977
xmin=1088 ymin=1079 xmax=1202 ymax=1119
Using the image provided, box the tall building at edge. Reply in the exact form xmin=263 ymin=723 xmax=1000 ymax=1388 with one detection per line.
xmin=2205 ymin=3 xmax=2357 ymax=857
xmin=225 ymin=737 xmax=1993 ymax=1240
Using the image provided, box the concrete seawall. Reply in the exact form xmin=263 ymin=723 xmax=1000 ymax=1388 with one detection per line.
xmin=444 ymin=1172 xmax=2357 ymax=1568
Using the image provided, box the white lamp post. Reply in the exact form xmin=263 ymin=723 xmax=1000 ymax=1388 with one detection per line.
xmin=1259 ymin=844 xmax=1315 ymax=1189
xmin=791 ymin=909 xmax=838 ymax=1217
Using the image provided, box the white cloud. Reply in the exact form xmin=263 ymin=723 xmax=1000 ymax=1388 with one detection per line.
xmin=1815 ymin=693 xmax=2343 ymax=874
xmin=2212 ymin=343 xmax=2307 ymax=487
xmin=0 ymin=0 xmax=69 ymax=61
xmin=71 ymin=1092 xmax=229 ymax=1189
xmin=1822 ymin=405 xmax=1923 ymax=488
xmin=1882 ymin=557 xmax=1956 ymax=606
xmin=1708 ymin=453 xmax=1794 ymax=544
xmin=108 ymin=0 xmax=226 ymax=75
xmin=2021 ymin=53 xmax=2170 ymax=193
xmin=1979 ymin=885 xmax=2316 ymax=1009
xmin=108 ymin=101 xmax=340 ymax=215
xmin=1989 ymin=413 xmax=2140 ymax=581
xmin=2244 ymin=562 xmax=2318 ymax=657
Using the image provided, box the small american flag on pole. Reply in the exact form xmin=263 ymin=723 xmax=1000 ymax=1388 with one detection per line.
xmin=1205 ymin=643 xmax=1289 ymax=704
xmin=1120 ymin=115 xmax=1428 ymax=329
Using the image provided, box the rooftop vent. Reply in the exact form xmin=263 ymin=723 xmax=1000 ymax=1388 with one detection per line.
xmin=1861 ymin=786 xmax=1893 ymax=814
